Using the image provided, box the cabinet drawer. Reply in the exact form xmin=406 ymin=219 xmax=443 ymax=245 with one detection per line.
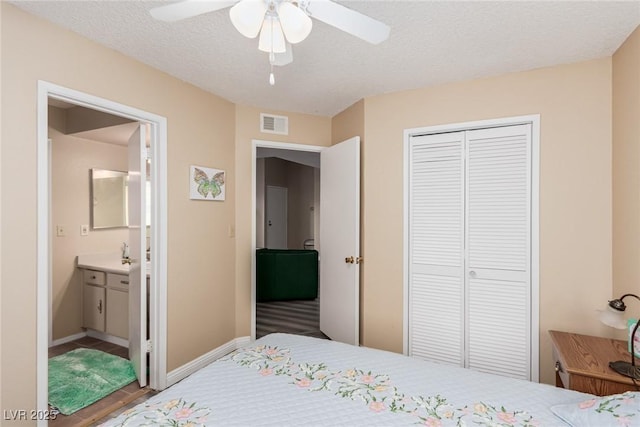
xmin=107 ymin=273 xmax=130 ymax=290
xmin=83 ymin=269 xmax=106 ymax=285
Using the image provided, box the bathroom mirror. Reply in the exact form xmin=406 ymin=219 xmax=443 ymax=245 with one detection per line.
xmin=91 ymin=168 xmax=128 ymax=229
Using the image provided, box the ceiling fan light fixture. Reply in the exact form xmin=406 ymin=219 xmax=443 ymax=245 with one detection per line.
xmin=258 ymin=16 xmax=286 ymax=53
xmin=272 ymin=42 xmax=293 ymax=66
xmin=229 ymin=0 xmax=268 ymax=39
xmin=277 ymin=2 xmax=312 ymax=44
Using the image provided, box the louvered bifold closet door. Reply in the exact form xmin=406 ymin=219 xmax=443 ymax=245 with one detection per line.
xmin=409 ymin=132 xmax=465 ymax=366
xmin=465 ymin=124 xmax=532 ymax=380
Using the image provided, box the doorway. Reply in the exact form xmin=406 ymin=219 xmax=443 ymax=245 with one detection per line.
xmin=37 ymin=81 xmax=168 ymax=421
xmin=251 ymin=138 xmax=361 ymax=345
xmin=253 ymin=141 xmax=322 ymax=340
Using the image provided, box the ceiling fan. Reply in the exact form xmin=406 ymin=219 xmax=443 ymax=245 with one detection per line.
xmin=150 ymin=0 xmax=391 ymax=85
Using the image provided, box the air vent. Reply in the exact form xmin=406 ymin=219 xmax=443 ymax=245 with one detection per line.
xmin=260 ymin=113 xmax=288 ymax=135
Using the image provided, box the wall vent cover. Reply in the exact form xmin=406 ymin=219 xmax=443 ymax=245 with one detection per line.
xmin=261 ymin=113 xmax=289 ymax=135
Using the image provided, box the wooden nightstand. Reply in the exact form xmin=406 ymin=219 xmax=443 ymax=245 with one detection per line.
xmin=549 ymin=330 xmax=638 ymax=396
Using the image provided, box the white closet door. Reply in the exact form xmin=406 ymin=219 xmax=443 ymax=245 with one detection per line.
xmin=408 ymin=131 xmax=465 ymax=365
xmin=465 ymin=124 xmax=531 ymax=379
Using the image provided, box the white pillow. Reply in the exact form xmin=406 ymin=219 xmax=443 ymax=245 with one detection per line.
xmin=550 ymin=391 xmax=640 ymax=426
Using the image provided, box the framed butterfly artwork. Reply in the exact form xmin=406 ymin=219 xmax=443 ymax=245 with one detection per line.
xmin=189 ymin=165 xmax=225 ymax=201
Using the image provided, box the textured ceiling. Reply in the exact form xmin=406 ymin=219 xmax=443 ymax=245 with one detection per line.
xmin=12 ymin=1 xmax=640 ymax=117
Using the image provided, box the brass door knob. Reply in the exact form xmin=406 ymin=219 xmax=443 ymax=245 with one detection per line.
xmin=345 ymin=256 xmax=355 ymax=264
xmin=356 ymin=256 xmax=363 ymax=264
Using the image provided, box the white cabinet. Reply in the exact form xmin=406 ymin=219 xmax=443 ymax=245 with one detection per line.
xmin=81 ymin=269 xmax=129 ymax=339
xmin=106 ymin=273 xmax=129 ymax=339
xmin=83 ymin=283 xmax=105 ymax=332
xmin=106 ymin=288 xmax=129 ymax=339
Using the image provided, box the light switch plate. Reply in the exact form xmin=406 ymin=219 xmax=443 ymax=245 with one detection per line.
xmin=80 ymin=224 xmax=89 ymax=236
xmin=56 ymin=225 xmax=66 ymax=237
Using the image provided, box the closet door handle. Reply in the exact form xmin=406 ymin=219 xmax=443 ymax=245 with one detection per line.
xmin=98 ymin=299 xmax=103 ymax=314
xmin=469 ymin=270 xmax=477 ymax=278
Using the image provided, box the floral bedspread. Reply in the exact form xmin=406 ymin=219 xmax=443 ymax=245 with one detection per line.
xmin=99 ymin=334 xmax=593 ymax=426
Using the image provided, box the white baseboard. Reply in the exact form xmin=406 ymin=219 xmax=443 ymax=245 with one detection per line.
xmin=86 ymin=330 xmax=129 ymax=348
xmin=167 ymin=336 xmax=252 ymax=387
xmin=50 ymin=331 xmax=87 ymax=347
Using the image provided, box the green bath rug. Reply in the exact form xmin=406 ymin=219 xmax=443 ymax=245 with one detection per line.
xmin=48 ymin=348 xmax=136 ymax=415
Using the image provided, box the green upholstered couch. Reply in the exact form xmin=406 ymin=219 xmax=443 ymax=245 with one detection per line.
xmin=256 ymin=249 xmax=319 ymax=302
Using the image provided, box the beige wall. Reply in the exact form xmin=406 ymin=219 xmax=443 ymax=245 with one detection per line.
xmin=261 ymin=157 xmax=316 ymax=249
xmin=1 ymin=3 xmax=236 ymax=416
xmin=332 ymin=99 xmax=365 ymax=145
xmin=234 ymin=104 xmax=330 ymax=336
xmin=285 ymin=161 xmax=316 ymax=249
xmin=265 ymin=157 xmax=288 ymax=187
xmin=50 ymin=123 xmax=129 ymax=340
xmin=613 ymin=26 xmax=640 ymax=322
xmin=361 ymin=58 xmax=614 ymax=385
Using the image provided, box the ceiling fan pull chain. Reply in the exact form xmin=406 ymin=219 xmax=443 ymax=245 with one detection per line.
xmin=269 ymin=15 xmax=276 ymax=85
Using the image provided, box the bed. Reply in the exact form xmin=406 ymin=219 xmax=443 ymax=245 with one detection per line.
xmin=99 ymin=333 xmax=640 ymax=426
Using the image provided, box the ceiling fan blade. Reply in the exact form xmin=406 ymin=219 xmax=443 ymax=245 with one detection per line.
xmin=150 ymin=0 xmax=238 ymax=22
xmin=305 ymin=0 xmax=390 ymax=45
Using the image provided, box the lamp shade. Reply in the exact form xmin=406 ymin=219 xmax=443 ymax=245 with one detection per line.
xmin=258 ymin=16 xmax=286 ymax=53
xmin=229 ymin=0 xmax=267 ymax=39
xmin=598 ymin=305 xmax=627 ymax=329
xmin=277 ymin=2 xmax=312 ymax=44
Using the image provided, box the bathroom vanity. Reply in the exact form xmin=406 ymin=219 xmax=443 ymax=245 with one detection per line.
xmin=77 ymin=254 xmax=150 ymax=342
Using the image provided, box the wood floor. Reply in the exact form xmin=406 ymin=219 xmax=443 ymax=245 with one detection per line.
xmin=48 ymin=336 xmax=155 ymax=427
xmin=256 ymin=298 xmax=328 ymax=340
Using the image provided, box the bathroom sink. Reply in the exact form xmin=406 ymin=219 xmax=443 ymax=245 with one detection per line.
xmin=77 ymin=253 xmax=151 ymax=276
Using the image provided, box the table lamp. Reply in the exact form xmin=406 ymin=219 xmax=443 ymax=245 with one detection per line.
xmin=598 ymin=293 xmax=640 ymax=380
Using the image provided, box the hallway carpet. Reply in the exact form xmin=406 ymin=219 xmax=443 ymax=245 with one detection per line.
xmin=256 ymin=299 xmax=328 ymax=340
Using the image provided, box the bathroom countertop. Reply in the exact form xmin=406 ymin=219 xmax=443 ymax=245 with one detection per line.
xmin=77 ymin=253 xmax=150 ymax=276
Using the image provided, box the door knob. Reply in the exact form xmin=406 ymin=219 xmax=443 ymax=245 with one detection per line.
xmin=356 ymin=256 xmax=363 ymax=264
xmin=122 ymin=258 xmax=132 ymax=265
xmin=345 ymin=256 xmax=355 ymax=264
xmin=469 ymin=270 xmax=477 ymax=278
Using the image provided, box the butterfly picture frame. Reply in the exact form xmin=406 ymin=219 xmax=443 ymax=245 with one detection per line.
xmin=190 ymin=165 xmax=225 ymax=201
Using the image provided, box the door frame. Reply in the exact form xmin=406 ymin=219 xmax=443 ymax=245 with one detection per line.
xmin=251 ymin=139 xmax=324 ymax=340
xmin=402 ymin=114 xmax=540 ymax=381
xmin=37 ymin=81 xmax=169 ymax=420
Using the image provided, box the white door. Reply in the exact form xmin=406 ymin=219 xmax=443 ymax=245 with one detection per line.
xmin=319 ymin=137 xmax=360 ymax=345
xmin=407 ymin=124 xmax=533 ymax=380
xmin=407 ymin=131 xmax=466 ymax=365
xmin=128 ymin=124 xmax=147 ymax=387
xmin=465 ymin=125 xmax=532 ymax=379
xmin=266 ymin=185 xmax=288 ymax=249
